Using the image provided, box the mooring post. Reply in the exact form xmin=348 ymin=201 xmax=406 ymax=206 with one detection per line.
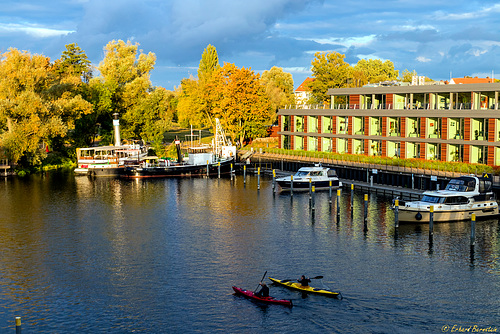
xmin=257 ymin=167 xmax=261 ymax=190
xmin=470 ymin=213 xmax=476 ymax=246
xmin=394 ymin=199 xmax=399 ymax=228
xmin=309 ymin=178 xmax=312 ymax=200
xmin=272 ymin=169 xmax=276 ymax=193
xmin=329 ymin=180 xmax=332 ymax=203
xmin=290 ymin=175 xmax=294 ymax=197
xmin=350 ymin=184 xmax=354 ymax=210
xmin=336 ymin=189 xmax=341 ymax=219
xmin=364 ymin=194 xmax=368 ymax=232
xmin=311 ymin=186 xmax=316 ymax=210
xmin=16 ymin=317 xmax=21 ymax=334
xmin=243 ymin=165 xmax=246 ymax=184
xmin=429 ymin=206 xmax=434 ymax=236
xmin=218 ymin=162 xmax=221 ymax=179
xmin=206 ymin=160 xmax=209 ymax=177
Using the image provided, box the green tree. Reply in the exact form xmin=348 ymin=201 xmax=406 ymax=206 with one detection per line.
xmin=261 ymin=66 xmax=295 ymax=123
xmin=54 ymin=43 xmax=92 ymax=83
xmin=309 ymin=52 xmax=351 ymax=103
xmin=352 ymin=59 xmax=399 ymax=87
xmin=198 ymin=44 xmax=220 ymax=82
xmin=94 ymin=40 xmax=164 ymax=144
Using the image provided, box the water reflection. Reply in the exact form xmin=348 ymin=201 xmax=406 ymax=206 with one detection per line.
xmin=0 ymin=171 xmax=499 ymax=332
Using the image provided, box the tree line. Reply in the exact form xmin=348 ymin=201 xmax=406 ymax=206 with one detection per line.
xmin=0 ymin=40 xmax=413 ymax=169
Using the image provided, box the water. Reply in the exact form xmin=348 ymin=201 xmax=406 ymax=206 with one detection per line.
xmin=0 ymin=171 xmax=499 ymax=333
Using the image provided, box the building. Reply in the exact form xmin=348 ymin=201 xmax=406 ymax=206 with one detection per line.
xmin=294 ymin=78 xmax=314 ymax=106
xmin=277 ymin=81 xmax=500 ymax=166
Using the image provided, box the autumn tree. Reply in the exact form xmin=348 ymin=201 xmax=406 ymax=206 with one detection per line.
xmin=211 ymin=63 xmax=273 ymax=145
xmin=261 ymin=66 xmax=295 ymax=123
xmin=309 ymin=52 xmax=351 ymax=103
xmin=92 ymin=40 xmax=171 ymax=150
xmin=0 ymin=48 xmax=92 ymax=166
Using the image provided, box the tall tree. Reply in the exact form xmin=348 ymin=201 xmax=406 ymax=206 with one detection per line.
xmin=94 ymin=40 xmax=165 ymax=144
xmin=261 ymin=66 xmax=295 ymax=123
xmin=309 ymin=52 xmax=351 ymax=103
xmin=54 ymin=43 xmax=92 ymax=83
xmin=198 ymin=44 xmax=220 ymax=82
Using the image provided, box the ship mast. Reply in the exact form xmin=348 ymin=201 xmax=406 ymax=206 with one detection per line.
xmin=213 ymin=118 xmax=229 ymax=157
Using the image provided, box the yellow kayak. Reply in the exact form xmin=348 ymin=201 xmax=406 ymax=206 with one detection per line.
xmin=268 ymin=277 xmax=342 ymax=298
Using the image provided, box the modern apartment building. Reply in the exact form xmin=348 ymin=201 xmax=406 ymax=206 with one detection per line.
xmin=277 ymin=81 xmax=500 ymax=166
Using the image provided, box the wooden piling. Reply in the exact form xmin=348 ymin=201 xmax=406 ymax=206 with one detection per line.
xmin=16 ymin=317 xmax=21 ymax=334
xmin=394 ymin=199 xmax=399 ymax=228
xmin=364 ymin=194 xmax=368 ymax=232
xmin=470 ymin=213 xmax=476 ymax=246
xmin=257 ymin=167 xmax=261 ymax=190
xmin=429 ymin=206 xmax=434 ymax=236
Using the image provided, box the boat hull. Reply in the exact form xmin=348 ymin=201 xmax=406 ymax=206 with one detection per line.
xmin=397 ymin=202 xmax=499 ymax=223
xmin=122 ymin=158 xmax=234 ymax=178
xmin=87 ymin=166 xmax=126 ymax=177
xmin=268 ymin=277 xmax=341 ymax=298
xmin=232 ymin=286 xmax=292 ymax=306
xmin=276 ymin=179 xmax=342 ymax=191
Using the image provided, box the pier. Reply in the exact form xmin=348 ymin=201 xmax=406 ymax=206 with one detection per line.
xmin=237 ymin=149 xmax=500 ymax=199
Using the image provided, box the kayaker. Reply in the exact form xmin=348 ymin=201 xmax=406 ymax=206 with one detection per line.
xmin=255 ymin=282 xmax=269 ymax=297
xmin=298 ymin=275 xmax=311 ymax=286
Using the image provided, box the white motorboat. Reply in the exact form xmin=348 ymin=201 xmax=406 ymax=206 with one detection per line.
xmin=276 ymin=164 xmax=342 ymax=191
xmin=395 ymin=174 xmax=499 ymax=223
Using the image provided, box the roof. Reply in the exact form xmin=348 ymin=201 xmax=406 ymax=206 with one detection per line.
xmin=450 ymin=77 xmax=494 ymax=84
xmin=295 ymin=77 xmax=314 ymax=92
xmin=328 ymin=82 xmax=500 ymax=96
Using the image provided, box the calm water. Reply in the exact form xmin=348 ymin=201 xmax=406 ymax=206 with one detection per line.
xmin=0 ymin=171 xmax=499 ymax=333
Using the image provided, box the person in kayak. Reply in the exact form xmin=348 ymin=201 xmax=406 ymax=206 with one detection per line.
xmin=298 ymin=275 xmax=311 ymax=286
xmin=255 ymin=282 xmax=269 ymax=297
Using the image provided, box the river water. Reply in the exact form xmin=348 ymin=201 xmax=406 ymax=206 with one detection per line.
xmin=0 ymin=171 xmax=499 ymax=333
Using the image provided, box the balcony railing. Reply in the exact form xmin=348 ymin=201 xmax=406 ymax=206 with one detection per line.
xmin=285 ymin=102 xmax=500 ymax=110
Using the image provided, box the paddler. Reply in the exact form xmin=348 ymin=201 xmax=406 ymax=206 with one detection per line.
xmin=298 ymin=275 xmax=311 ymax=286
xmin=255 ymin=282 xmax=269 ymax=297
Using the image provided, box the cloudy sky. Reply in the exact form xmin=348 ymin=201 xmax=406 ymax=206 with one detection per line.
xmin=2 ymin=0 xmax=500 ymax=90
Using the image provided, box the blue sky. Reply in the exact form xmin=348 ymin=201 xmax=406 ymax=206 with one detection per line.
xmin=2 ymin=0 xmax=500 ymax=90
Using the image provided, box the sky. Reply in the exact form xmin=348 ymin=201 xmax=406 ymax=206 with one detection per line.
xmin=1 ymin=0 xmax=500 ymax=90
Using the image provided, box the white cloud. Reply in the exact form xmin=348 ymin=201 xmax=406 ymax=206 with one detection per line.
xmin=0 ymin=23 xmax=74 ymax=37
xmin=416 ymin=56 xmax=432 ymax=62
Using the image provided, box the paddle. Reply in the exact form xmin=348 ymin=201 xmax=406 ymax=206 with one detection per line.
xmin=281 ymin=275 xmax=323 ymax=283
xmin=254 ymin=271 xmax=268 ymax=293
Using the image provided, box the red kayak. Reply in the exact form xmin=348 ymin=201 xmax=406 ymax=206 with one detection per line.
xmin=232 ymin=286 xmax=292 ymax=307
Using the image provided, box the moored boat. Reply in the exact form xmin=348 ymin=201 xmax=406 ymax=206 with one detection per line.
xmin=395 ymin=174 xmax=499 ymax=223
xmin=268 ymin=277 xmax=341 ymax=298
xmin=275 ymin=164 xmax=342 ymax=191
xmin=122 ymin=118 xmax=236 ymax=178
xmin=232 ymin=286 xmax=293 ymax=307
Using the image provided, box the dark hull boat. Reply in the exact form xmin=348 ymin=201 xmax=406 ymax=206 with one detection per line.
xmin=122 ymin=157 xmax=234 ymax=178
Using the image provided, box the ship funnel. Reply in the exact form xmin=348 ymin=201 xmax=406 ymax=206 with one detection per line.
xmin=113 ymin=113 xmax=121 ymax=146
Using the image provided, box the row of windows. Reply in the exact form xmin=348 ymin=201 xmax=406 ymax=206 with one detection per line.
xmin=282 ymin=116 xmax=499 ymax=141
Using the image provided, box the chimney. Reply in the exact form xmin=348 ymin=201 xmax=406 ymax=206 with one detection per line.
xmin=113 ymin=113 xmax=121 ymax=146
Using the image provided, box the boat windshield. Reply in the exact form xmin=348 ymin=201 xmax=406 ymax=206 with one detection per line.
xmin=421 ymin=195 xmax=445 ymax=204
xmin=295 ymin=171 xmax=309 ymax=177
xmin=445 ymin=178 xmax=475 ymax=192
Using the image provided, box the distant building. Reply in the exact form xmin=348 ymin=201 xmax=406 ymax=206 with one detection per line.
xmin=295 ymin=78 xmax=314 ymax=105
xmin=449 ymin=77 xmax=494 ymax=84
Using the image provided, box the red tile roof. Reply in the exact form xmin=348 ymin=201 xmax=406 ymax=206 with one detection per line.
xmin=295 ymin=77 xmax=315 ymax=92
xmin=450 ymin=77 xmax=494 ymax=84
